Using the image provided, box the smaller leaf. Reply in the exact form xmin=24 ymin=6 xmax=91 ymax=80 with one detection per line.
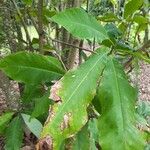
xmin=0 ymin=112 xmax=14 ymax=135
xmin=22 ymin=84 xmax=44 ymax=103
xmin=44 ymin=9 xmax=57 ymax=20
xmin=132 ymin=15 xmax=149 ymax=25
xmin=118 ymin=22 xmax=128 ymax=33
xmin=31 ymin=38 xmax=39 ymax=49
xmin=92 ymin=95 xmax=102 ymax=114
xmin=88 ymin=119 xmax=99 ymax=143
xmin=115 ymin=41 xmax=134 ymax=51
xmin=124 ymin=0 xmax=143 ymax=19
xmin=137 ymin=23 xmax=148 ymax=33
xmin=5 ymin=116 xmax=23 ymax=150
xmin=23 ymin=0 xmax=32 ymax=5
xmin=21 ymin=113 xmax=43 ymax=138
xmin=105 ymin=23 xmax=122 ymax=39
xmin=98 ymin=13 xmax=120 ymax=22
xmin=88 ymin=119 xmax=99 ymax=149
xmin=32 ymin=91 xmax=51 ymax=118
xmin=72 ymin=125 xmax=90 ymax=150
xmin=72 ymin=120 xmax=99 ymax=149
xmin=137 ymin=101 xmax=150 ymax=117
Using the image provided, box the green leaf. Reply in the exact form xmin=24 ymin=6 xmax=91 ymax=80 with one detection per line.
xmin=137 ymin=23 xmax=148 ymax=33
xmin=88 ymin=119 xmax=99 ymax=150
xmin=132 ymin=15 xmax=149 ymax=25
xmin=124 ymin=0 xmax=143 ymax=19
xmin=40 ymin=47 xmax=109 ymax=149
xmin=21 ymin=113 xmax=43 ymax=138
xmin=5 ymin=116 xmax=23 ymax=150
xmin=72 ymin=119 xmax=99 ymax=149
xmin=105 ymin=23 xmax=122 ymax=39
xmin=98 ymin=13 xmax=120 ymax=22
xmin=137 ymin=101 xmax=150 ymax=117
xmin=115 ymin=41 xmax=134 ymax=51
xmin=51 ymin=8 xmax=109 ymax=42
xmin=88 ymin=119 xmax=99 ymax=143
xmin=0 ymin=52 xmax=65 ymax=84
xmin=118 ymin=22 xmax=128 ymax=33
xmin=116 ymin=49 xmax=150 ymax=64
xmin=23 ymin=0 xmax=32 ymax=5
xmin=92 ymin=95 xmax=102 ymax=114
xmin=22 ymin=84 xmax=44 ymax=103
xmin=44 ymin=9 xmax=57 ymax=21
xmin=101 ymin=23 xmax=122 ymax=47
xmin=32 ymin=92 xmax=51 ymax=118
xmin=72 ymin=125 xmax=90 ymax=150
xmin=0 ymin=112 xmax=14 ymax=135
xmin=97 ymin=58 xmax=145 ymax=150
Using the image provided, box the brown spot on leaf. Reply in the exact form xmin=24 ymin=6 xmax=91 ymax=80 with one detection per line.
xmin=37 ymin=136 xmax=53 ymax=150
xmin=45 ymin=106 xmax=55 ymax=125
xmin=60 ymin=113 xmax=72 ymax=131
xmin=49 ymin=81 xmax=62 ymax=102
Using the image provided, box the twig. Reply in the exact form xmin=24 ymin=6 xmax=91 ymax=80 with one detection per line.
xmin=53 ymin=52 xmax=67 ymax=71
xmin=124 ymin=57 xmax=133 ymax=68
xmin=11 ymin=0 xmax=33 ymax=50
xmin=137 ymin=40 xmax=150 ymax=52
xmin=37 ymin=0 xmax=44 ymax=54
xmin=0 ymin=6 xmax=15 ymax=12
xmin=50 ymin=38 xmax=96 ymax=54
xmin=93 ymin=38 xmax=96 ymax=51
xmin=79 ymin=40 xmax=84 ymax=65
xmin=27 ymin=9 xmax=39 ymax=33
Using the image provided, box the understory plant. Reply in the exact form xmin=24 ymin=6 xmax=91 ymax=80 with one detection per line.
xmin=0 ymin=2 xmax=150 ymax=150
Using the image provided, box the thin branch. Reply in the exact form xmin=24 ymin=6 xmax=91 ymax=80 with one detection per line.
xmin=11 ymin=0 xmax=33 ymax=50
xmin=53 ymin=52 xmax=67 ymax=71
xmin=137 ymin=40 xmax=150 ymax=52
xmin=37 ymin=0 xmax=44 ymax=54
xmin=79 ymin=40 xmax=84 ymax=65
xmin=0 ymin=6 xmax=15 ymax=12
xmin=50 ymin=38 xmax=96 ymax=54
xmin=27 ymin=9 xmax=39 ymax=33
xmin=124 ymin=57 xmax=133 ymax=69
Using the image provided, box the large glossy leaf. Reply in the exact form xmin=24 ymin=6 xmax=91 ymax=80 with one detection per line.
xmin=124 ymin=0 xmax=143 ymax=19
xmin=97 ymin=58 xmax=144 ymax=150
xmin=21 ymin=113 xmax=43 ymax=138
xmin=51 ymin=8 xmax=109 ymax=42
xmin=0 ymin=112 xmax=14 ymax=135
xmin=0 ymin=52 xmax=65 ymax=84
xmin=5 ymin=116 xmax=23 ymax=150
xmin=40 ymin=47 xmax=109 ymax=149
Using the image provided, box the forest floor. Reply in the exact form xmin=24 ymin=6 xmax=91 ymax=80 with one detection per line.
xmin=131 ymin=62 xmax=150 ymax=101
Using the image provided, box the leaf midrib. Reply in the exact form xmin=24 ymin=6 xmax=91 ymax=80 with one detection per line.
xmin=52 ymin=52 xmax=107 ymax=124
xmin=6 ymin=118 xmax=22 ymax=149
xmin=111 ymin=60 xmax=126 ymax=139
xmin=62 ymin=18 xmax=108 ymax=39
xmin=6 ymin=64 xmax=64 ymax=76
